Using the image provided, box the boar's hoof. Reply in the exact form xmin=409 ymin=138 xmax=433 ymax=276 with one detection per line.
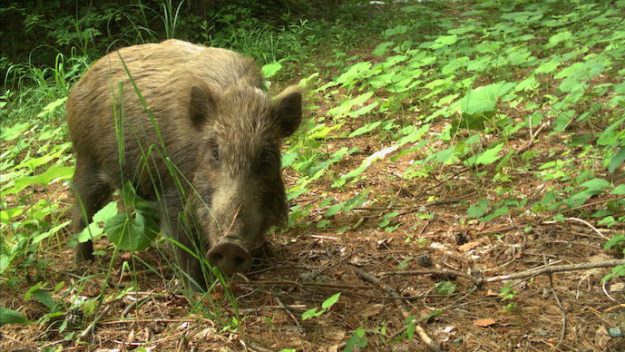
xmin=207 ymin=242 xmax=252 ymax=275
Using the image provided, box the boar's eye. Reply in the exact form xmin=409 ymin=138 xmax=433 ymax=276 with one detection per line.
xmin=211 ymin=147 xmax=220 ymax=163
xmin=206 ymin=140 xmax=220 ymax=164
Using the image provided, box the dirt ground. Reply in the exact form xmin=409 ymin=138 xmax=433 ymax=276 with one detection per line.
xmin=1 ymin=119 xmax=624 ymax=352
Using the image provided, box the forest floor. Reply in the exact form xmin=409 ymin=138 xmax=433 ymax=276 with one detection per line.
xmin=1 ymin=1 xmax=624 ymax=351
xmin=2 ymin=97 xmax=624 ymax=352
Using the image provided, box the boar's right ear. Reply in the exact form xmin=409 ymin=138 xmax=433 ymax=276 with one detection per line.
xmin=189 ymin=85 xmax=216 ymax=129
xmin=273 ymin=85 xmax=302 ymax=137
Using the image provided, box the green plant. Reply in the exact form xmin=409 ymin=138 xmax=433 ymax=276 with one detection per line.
xmin=301 ymin=292 xmax=341 ymax=320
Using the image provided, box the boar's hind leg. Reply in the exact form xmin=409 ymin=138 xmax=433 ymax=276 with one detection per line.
xmin=71 ymin=156 xmax=113 ymax=262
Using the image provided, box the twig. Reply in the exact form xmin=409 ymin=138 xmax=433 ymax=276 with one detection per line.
xmin=517 ymin=123 xmax=547 ymax=153
xmin=544 ymin=255 xmax=566 ymax=352
xmin=352 ymin=266 xmax=443 ymax=352
xmin=77 ymin=305 xmax=111 ymax=341
xmin=368 ymin=196 xmax=471 ymax=220
xmin=565 ymin=217 xmax=608 ymax=239
xmin=275 ymin=296 xmax=303 ymax=333
xmin=241 ymin=340 xmax=274 ymax=352
xmin=379 ymin=269 xmax=481 ymax=286
xmin=100 ymin=318 xmax=197 ymax=325
xmin=379 ymin=259 xmax=625 ymax=286
xmin=539 ymin=195 xmax=625 ymax=220
xmin=482 ymin=259 xmax=625 ymax=283
xmin=308 ymin=251 xmax=353 ymax=280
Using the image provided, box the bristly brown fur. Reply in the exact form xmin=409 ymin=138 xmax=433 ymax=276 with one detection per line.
xmin=67 ymin=39 xmax=301 ymax=290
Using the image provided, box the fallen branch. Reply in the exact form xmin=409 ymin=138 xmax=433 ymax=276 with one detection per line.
xmin=353 ymin=266 xmax=443 ymax=352
xmin=379 ymin=259 xmax=625 ymax=286
xmin=77 ymin=305 xmax=110 ymax=341
xmin=379 ymin=269 xmax=481 ymax=286
xmin=275 ymin=296 xmax=303 ymax=333
xmin=482 ymin=259 xmax=625 ymax=283
xmin=517 ymin=122 xmax=547 ymax=154
xmin=544 ymin=255 xmax=566 ymax=352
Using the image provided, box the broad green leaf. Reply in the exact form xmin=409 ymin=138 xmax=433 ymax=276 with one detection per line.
xmin=468 ymin=199 xmax=489 ymax=218
xmin=384 ymin=25 xmax=408 ymax=37
xmin=105 ymin=211 xmax=159 ymax=251
xmin=611 ymin=184 xmax=625 ymax=195
xmin=349 ymin=102 xmax=378 ymax=118
xmin=0 ymin=207 xmax=23 ymax=224
xmin=36 ymin=97 xmax=67 ymax=119
xmin=514 ymin=76 xmax=538 ymax=92
xmin=0 ymin=122 xmax=30 ymax=142
xmin=328 ymin=92 xmax=374 ymax=119
xmin=579 ymin=178 xmax=611 ymax=193
xmin=32 ymin=220 xmax=71 ymax=245
xmin=344 ymin=327 xmax=368 ymax=352
xmin=77 ymin=202 xmax=119 ymax=243
xmin=0 ymin=308 xmax=29 ymax=326
xmin=609 ymin=148 xmax=625 ymax=174
xmin=25 ymin=283 xmax=56 ymax=311
xmin=604 ymin=234 xmax=625 ymax=251
xmin=481 ymin=205 xmax=509 ymax=222
xmin=372 ymin=41 xmax=394 ymax=57
xmin=475 ymin=143 xmax=504 ymax=165
xmin=321 ymin=292 xmax=341 ymax=309
xmin=597 ymin=117 xmax=624 ymax=146
xmin=301 ymin=308 xmax=322 ymax=320
xmin=430 ymin=34 xmax=458 ymax=49
xmin=307 ymin=123 xmax=343 ymax=139
xmin=325 ymin=192 xmax=368 ymax=216
xmin=546 ymin=30 xmax=572 ymax=48
xmin=456 ymin=82 xmax=515 ymax=115
xmin=349 ymin=121 xmax=383 ymax=138
xmin=535 ymin=57 xmax=561 ymax=74
xmin=261 ymin=62 xmax=282 ymax=79
xmin=336 ymin=62 xmax=374 ymax=87
xmin=3 ymin=165 xmax=74 ymax=195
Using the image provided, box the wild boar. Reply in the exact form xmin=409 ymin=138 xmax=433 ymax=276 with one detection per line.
xmin=67 ymin=39 xmax=301 ymax=290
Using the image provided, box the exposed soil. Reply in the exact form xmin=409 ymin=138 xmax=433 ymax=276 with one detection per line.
xmin=1 ymin=113 xmax=624 ymax=351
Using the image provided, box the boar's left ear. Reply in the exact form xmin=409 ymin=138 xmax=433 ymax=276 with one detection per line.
xmin=189 ymin=85 xmax=217 ymax=129
xmin=273 ymin=85 xmax=302 ymax=137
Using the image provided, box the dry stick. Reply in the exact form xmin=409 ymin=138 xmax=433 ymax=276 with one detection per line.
xmin=352 ymin=266 xmax=443 ymax=352
xmin=380 ymin=269 xmax=482 ymax=286
xmin=482 ymin=259 xmax=625 ymax=284
xmin=380 ymin=259 xmax=625 ymax=286
xmin=539 ymin=195 xmax=625 ymax=221
xmin=565 ymin=217 xmax=608 ymax=239
xmin=544 ymin=255 xmax=567 ymax=352
xmin=242 ymin=340 xmax=274 ymax=352
xmin=517 ymin=123 xmax=547 ymax=154
xmin=100 ymin=318 xmax=197 ymax=325
xmin=77 ymin=305 xmax=111 ymax=341
xmin=275 ymin=296 xmax=303 ymax=333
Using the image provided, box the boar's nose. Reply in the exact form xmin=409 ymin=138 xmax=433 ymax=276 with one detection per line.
xmin=207 ymin=241 xmax=252 ymax=275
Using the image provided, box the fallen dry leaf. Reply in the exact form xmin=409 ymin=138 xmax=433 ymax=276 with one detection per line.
xmin=458 ymin=240 xmax=482 ymax=252
xmin=473 ymin=318 xmax=497 ymax=327
xmin=360 ymin=304 xmax=383 ymax=319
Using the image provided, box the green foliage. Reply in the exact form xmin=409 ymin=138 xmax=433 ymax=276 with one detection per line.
xmin=98 ymin=183 xmax=160 ymax=252
xmin=301 ymin=292 xmax=341 ymax=320
xmin=344 ymin=327 xmax=368 ymax=352
xmin=1 ymin=0 xmax=624 ymax=346
xmin=0 ymin=307 xmax=29 ymax=326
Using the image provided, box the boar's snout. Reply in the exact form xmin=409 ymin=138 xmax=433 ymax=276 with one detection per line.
xmin=207 ymin=241 xmax=252 ymax=275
